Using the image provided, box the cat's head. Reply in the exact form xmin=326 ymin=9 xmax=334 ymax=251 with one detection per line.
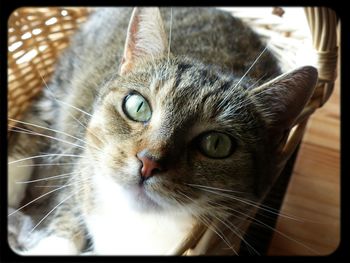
xmin=84 ymin=8 xmax=317 ymax=217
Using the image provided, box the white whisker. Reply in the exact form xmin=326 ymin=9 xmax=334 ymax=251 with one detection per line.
xmin=233 ymin=44 xmax=269 ymax=90
xmin=209 ymin=199 xmax=320 ymax=255
xmin=8 ymin=153 xmax=84 ymax=164
xmin=9 ymin=126 xmax=88 ymax=151
xmin=34 ymin=185 xmax=67 ymax=188
xmin=37 ymin=70 xmax=105 ymax=147
xmin=213 ymin=214 xmax=260 ymax=255
xmin=39 ymin=69 xmax=92 ymax=118
xmin=9 ymin=118 xmax=101 ymax=152
xmin=167 ymin=7 xmax=173 ymax=68
xmin=233 ymin=83 xmax=278 ymax=112
xmin=68 ymin=108 xmax=106 ymax=145
xmin=177 ymin=191 xmax=238 ymax=255
xmin=185 ymin=183 xmax=245 ymax=194
xmin=16 ymin=162 xmax=78 ymax=167
xmin=30 ymin=192 xmax=75 ymax=233
xmin=16 ymin=171 xmax=79 ymax=184
xmin=8 ymin=184 xmax=73 ymax=217
xmin=247 ymin=74 xmax=267 ymax=89
xmin=199 ymin=214 xmax=238 ymax=255
xmin=189 ymin=184 xmax=303 ymax=222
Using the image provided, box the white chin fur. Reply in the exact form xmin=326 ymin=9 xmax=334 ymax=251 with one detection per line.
xmin=8 ymin=155 xmax=34 ymax=208
xmin=85 ymin=173 xmax=196 ymax=255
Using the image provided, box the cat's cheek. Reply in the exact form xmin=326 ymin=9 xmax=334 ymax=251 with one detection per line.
xmin=96 ymin=154 xmax=140 ymax=185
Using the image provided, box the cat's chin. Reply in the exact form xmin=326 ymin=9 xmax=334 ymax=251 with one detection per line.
xmin=123 ymin=184 xmax=164 ymax=212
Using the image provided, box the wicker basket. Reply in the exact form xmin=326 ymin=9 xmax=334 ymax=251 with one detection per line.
xmin=7 ymin=7 xmax=338 ymax=255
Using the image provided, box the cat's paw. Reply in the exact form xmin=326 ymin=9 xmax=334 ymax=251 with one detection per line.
xmin=8 ymin=155 xmax=34 ymax=208
xmin=19 ymin=236 xmax=79 ymax=255
xmin=81 ymin=250 xmax=95 ymax=255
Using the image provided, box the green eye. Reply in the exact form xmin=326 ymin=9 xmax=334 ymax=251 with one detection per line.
xmin=123 ymin=93 xmax=152 ymax=122
xmin=198 ymin=132 xmax=234 ymax=159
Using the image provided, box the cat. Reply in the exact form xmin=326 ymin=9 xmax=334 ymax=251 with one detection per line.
xmin=7 ymin=7 xmax=318 ymax=255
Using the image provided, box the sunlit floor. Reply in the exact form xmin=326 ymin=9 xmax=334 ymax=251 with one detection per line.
xmin=268 ymin=66 xmax=340 ymax=255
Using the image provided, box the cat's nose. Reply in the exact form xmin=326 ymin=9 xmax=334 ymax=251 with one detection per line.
xmin=136 ymin=150 xmax=165 ymax=180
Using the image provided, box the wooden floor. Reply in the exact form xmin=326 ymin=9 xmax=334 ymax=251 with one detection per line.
xmin=267 ymin=69 xmax=340 ymax=255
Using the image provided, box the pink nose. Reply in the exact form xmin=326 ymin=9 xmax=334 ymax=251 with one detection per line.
xmin=136 ymin=151 xmax=164 ymax=179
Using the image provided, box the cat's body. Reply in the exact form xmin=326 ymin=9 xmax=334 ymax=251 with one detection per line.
xmin=8 ymin=7 xmax=317 ymax=255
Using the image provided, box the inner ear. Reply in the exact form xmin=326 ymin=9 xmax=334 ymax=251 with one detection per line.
xmin=120 ymin=7 xmax=169 ymax=75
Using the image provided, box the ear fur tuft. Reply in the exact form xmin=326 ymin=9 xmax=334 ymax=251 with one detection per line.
xmin=120 ymin=8 xmax=168 ymax=75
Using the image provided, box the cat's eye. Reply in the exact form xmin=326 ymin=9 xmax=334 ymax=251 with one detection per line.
xmin=123 ymin=93 xmax=152 ymax=122
xmin=197 ymin=132 xmax=234 ymax=159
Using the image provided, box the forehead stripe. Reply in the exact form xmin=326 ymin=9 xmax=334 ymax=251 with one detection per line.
xmin=175 ymin=63 xmax=192 ymax=88
xmin=200 ymin=81 xmax=232 ymax=104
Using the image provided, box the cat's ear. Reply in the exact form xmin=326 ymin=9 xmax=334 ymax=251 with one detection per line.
xmin=120 ymin=7 xmax=169 ymax=75
xmin=249 ymin=66 xmax=318 ymax=130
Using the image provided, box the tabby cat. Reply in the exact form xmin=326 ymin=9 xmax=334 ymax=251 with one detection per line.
xmin=8 ymin=7 xmax=317 ymax=255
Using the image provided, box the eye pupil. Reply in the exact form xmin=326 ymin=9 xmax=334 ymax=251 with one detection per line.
xmin=214 ymin=137 xmax=220 ymax=150
xmin=137 ymin=101 xmax=144 ymax=112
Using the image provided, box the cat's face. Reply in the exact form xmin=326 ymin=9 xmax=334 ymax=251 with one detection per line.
xmin=82 ymin=7 xmax=317 ymax=218
xmin=85 ymin=57 xmax=263 ymax=214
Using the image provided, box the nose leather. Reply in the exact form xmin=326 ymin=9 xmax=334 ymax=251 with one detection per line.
xmin=136 ymin=150 xmax=164 ymax=179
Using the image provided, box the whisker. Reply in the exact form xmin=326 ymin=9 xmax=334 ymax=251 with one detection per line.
xmin=34 ymin=185 xmax=68 ymax=188
xmin=188 ymin=183 xmax=282 ymax=215
xmin=16 ymin=171 xmax=79 ymax=184
xmin=24 ymin=174 xmax=93 ymax=240
xmin=56 ymin=99 xmax=92 ymax=117
xmin=208 ymin=199 xmax=321 ymax=255
xmin=37 ymin=70 xmax=105 ymax=147
xmin=213 ymin=214 xmax=260 ymax=255
xmin=217 ymin=75 xmax=274 ymax=114
xmin=185 ymin=183 xmax=246 ymax=194
xmin=37 ymin=70 xmax=92 ymax=118
xmin=151 ymin=53 xmax=159 ymax=77
xmin=199 ymin=214 xmax=238 ymax=255
xmin=101 ymin=70 xmax=119 ymax=91
xmin=68 ymin=112 xmax=106 ymax=146
xmin=177 ymin=191 xmax=238 ymax=255
xmin=167 ymin=7 xmax=173 ymax=68
xmin=233 ymin=43 xmax=269 ymax=90
xmin=9 ymin=119 xmax=101 ymax=152
xmin=16 ymin=162 xmax=78 ymax=167
xmin=8 ymin=153 xmax=84 ymax=165
xmin=29 ymin=192 xmax=75 ymax=233
xmin=9 ymin=118 xmax=84 ymax=144
xmin=234 ymin=84 xmax=277 ymax=111
xmin=8 ymin=184 xmax=73 ymax=217
xmin=189 ymin=185 xmax=303 ymax=222
xmin=9 ymin=126 xmax=88 ymax=151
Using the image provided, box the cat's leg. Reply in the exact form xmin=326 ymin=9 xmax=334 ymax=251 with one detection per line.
xmin=17 ymin=220 xmax=86 ymax=255
xmin=18 ymin=194 xmax=88 ymax=255
xmin=20 ymin=236 xmax=79 ymax=255
xmin=7 ymin=209 xmax=78 ymax=255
